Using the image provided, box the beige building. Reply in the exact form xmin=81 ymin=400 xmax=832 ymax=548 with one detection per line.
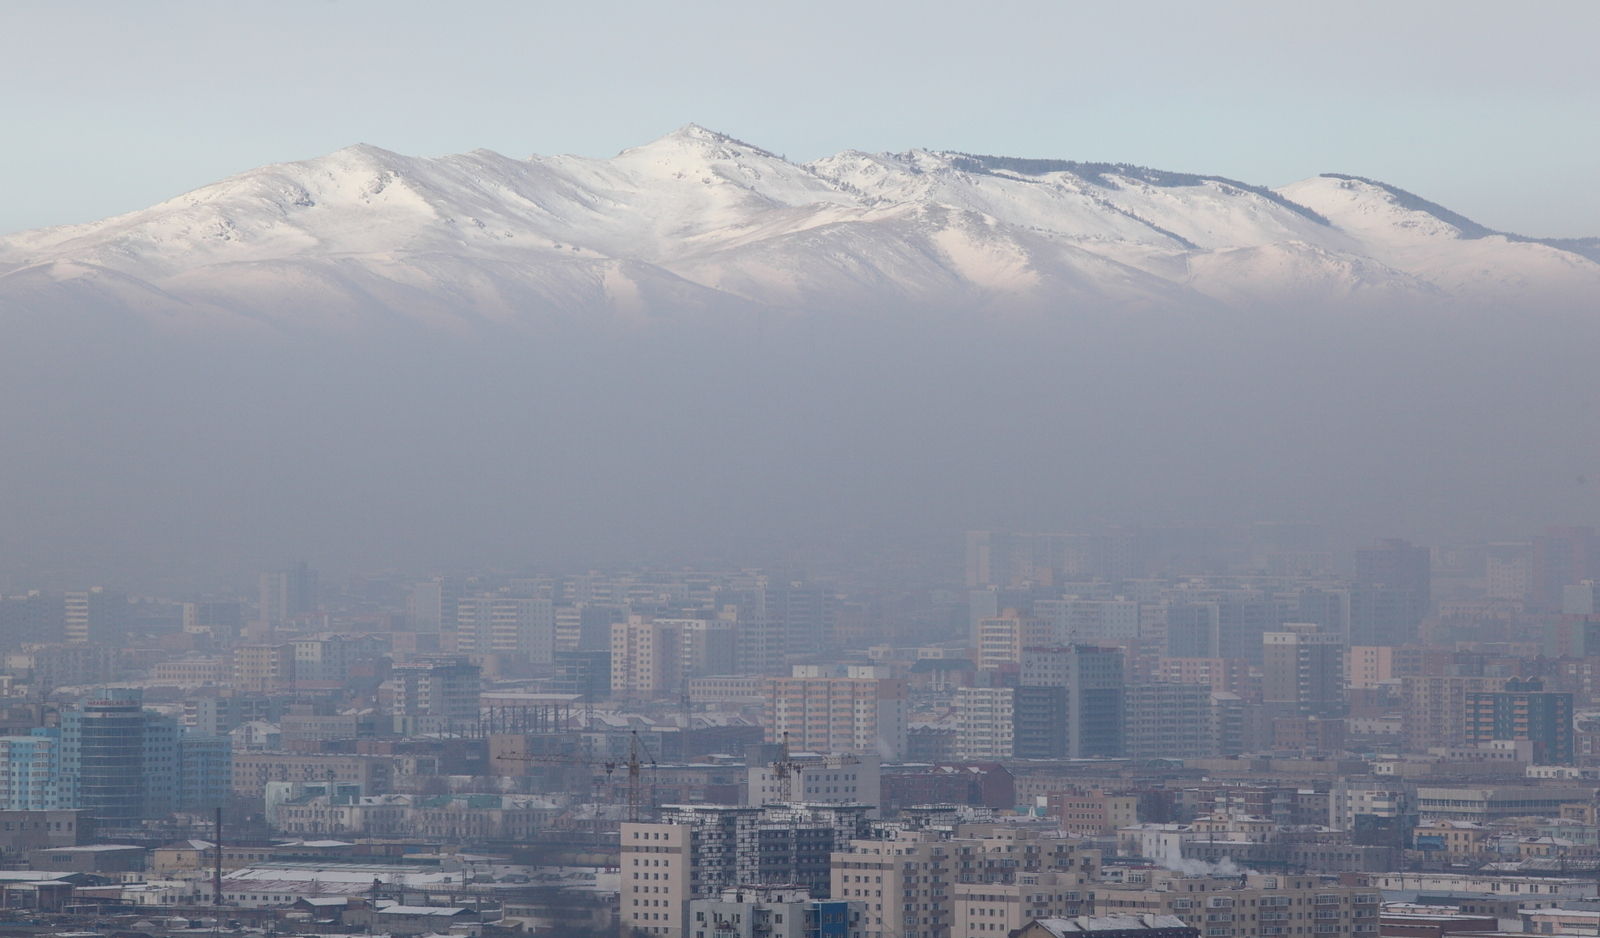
xmin=622 ymin=805 xmax=870 ymax=938
xmin=954 ymin=872 xmax=1091 ymax=938
xmin=1412 ymin=785 xmax=1596 ymax=822
xmin=765 ymin=676 xmax=907 ymax=758
xmin=832 ymin=831 xmax=955 ymax=938
xmin=453 ymin=595 xmax=555 ymax=665
xmin=1046 ymin=789 xmax=1140 ymax=836
xmin=977 ymin=610 xmax=1054 ymax=670
xmin=612 ymin=616 xmax=681 ymax=700
xmin=151 ymin=656 xmax=229 ymax=686
xmin=1345 ymin=646 xmax=1395 ymax=690
xmin=621 ymin=822 xmax=693 ymax=938
xmin=231 ymin=644 xmax=295 ymax=693
xmin=834 ymin=826 xmax=1100 ymax=938
xmin=1401 ymin=675 xmax=1504 ymax=750
xmin=955 ymin=687 xmax=1015 ymax=760
xmin=1412 ymin=820 xmax=1487 ymax=861
xmin=150 ymin=840 xmax=280 ymax=875
xmin=1094 ymin=871 xmax=1380 ymax=938
xmin=952 ymin=828 xmax=1098 ymax=938
xmin=230 ymin=752 xmax=393 ymax=798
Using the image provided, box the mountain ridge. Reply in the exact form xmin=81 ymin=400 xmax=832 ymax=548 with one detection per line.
xmin=1 ymin=125 xmax=1594 ymax=328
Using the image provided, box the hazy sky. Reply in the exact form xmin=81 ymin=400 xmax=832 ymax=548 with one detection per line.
xmin=3 ymin=0 xmax=1597 ymax=237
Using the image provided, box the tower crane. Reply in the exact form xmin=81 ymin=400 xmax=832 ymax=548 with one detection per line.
xmin=768 ymin=732 xmax=859 ymax=803
xmin=497 ymin=729 xmax=657 ymax=823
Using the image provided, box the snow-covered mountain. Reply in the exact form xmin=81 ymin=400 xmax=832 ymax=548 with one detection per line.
xmin=1 ymin=124 xmax=1594 ymax=328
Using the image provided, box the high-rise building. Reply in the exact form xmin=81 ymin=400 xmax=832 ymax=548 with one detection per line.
xmin=64 ymin=588 xmax=127 ymax=645
xmin=769 ymin=581 xmax=838 ymax=658
xmin=258 ymin=562 xmax=317 ymax=626
xmin=1401 ymin=675 xmax=1503 ymax=751
xmin=622 ymin=803 xmax=871 ymax=938
xmin=452 ymin=595 xmax=556 ymax=665
xmin=966 ymin=531 xmax=1100 ymax=589
xmin=180 ymin=601 xmax=242 ymax=640
xmin=1017 ymin=645 xmax=1125 ymax=758
xmin=1533 ymin=526 xmax=1599 ymax=611
xmin=1484 ymin=542 xmax=1535 ymax=602
xmin=1163 ymin=599 xmax=1287 ymax=663
xmin=1034 ymin=598 xmax=1142 ymax=645
xmin=952 ymin=839 xmax=1098 ymax=938
xmin=834 ymin=826 xmax=1100 ymax=938
xmin=0 ymin=731 xmax=63 ymax=810
xmin=1123 ymin=683 xmax=1215 ymax=760
xmin=612 ymin=616 xmax=683 ymax=700
xmin=231 ymin=644 xmax=295 ymax=693
xmin=765 ymin=675 xmax=908 ymax=758
xmin=976 ymin=611 xmax=1053 ymax=670
xmin=552 ymin=649 xmax=612 ymax=700
xmin=177 ymin=734 xmax=232 ymax=812
xmin=1013 ymin=684 xmax=1069 ymax=759
xmin=954 ymin=687 xmax=1015 ymax=760
xmin=383 ymin=657 xmax=481 ymax=734
xmin=1261 ymin=624 xmax=1345 ymax=716
xmin=1351 ymin=539 xmax=1431 ymax=645
xmin=407 ymin=577 xmax=461 ymax=632
xmin=0 ymin=592 xmax=65 ymax=650
xmin=1466 ymin=678 xmax=1574 ymax=764
xmin=59 ymin=691 xmax=180 ymax=824
xmin=661 ymin=617 xmax=737 ymax=681
xmin=832 ymin=830 xmax=953 ymax=938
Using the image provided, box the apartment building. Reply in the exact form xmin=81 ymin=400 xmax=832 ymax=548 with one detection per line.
xmin=831 ymin=830 xmax=954 ymax=938
xmin=1017 ymin=645 xmax=1125 ymax=759
xmin=689 ymin=886 xmax=861 ymax=938
xmin=1412 ymin=785 xmax=1595 ymax=823
xmin=1464 ymin=678 xmax=1575 ymax=764
xmin=613 ymin=616 xmax=683 ymax=700
xmin=1123 ymin=683 xmax=1215 ymax=760
xmin=230 ymin=752 xmax=393 ymax=798
xmin=1261 ymin=625 xmax=1345 ymax=716
xmin=954 ymin=872 xmax=1092 ymax=938
xmin=1045 ymin=789 xmax=1139 ymax=836
xmin=622 ymin=804 xmax=872 ymax=938
xmin=952 ymin=828 xmax=1099 ymax=938
xmin=977 ymin=611 xmax=1054 ymax=669
xmin=833 ymin=826 xmax=1101 ymax=938
xmin=955 ymin=687 xmax=1015 ymax=761
xmin=765 ymin=676 xmax=908 ymax=759
xmin=748 ymin=753 xmax=880 ymax=808
xmin=232 ymin=644 xmax=295 ymax=694
xmin=453 ymin=594 xmax=556 ymax=665
xmin=1094 ymin=871 xmax=1380 ymax=938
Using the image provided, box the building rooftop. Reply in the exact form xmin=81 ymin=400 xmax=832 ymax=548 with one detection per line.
xmin=1032 ymin=915 xmax=1193 ymax=934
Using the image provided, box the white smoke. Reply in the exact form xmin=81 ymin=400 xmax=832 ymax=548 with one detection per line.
xmin=1159 ymin=856 xmax=1252 ymax=877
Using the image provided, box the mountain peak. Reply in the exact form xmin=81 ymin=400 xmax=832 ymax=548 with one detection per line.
xmin=623 ymin=123 xmax=785 ymax=162
xmin=671 ymin=122 xmax=722 ymax=140
xmin=1316 ymin=173 xmax=1498 ymax=239
xmin=320 ymin=142 xmax=410 ymax=166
